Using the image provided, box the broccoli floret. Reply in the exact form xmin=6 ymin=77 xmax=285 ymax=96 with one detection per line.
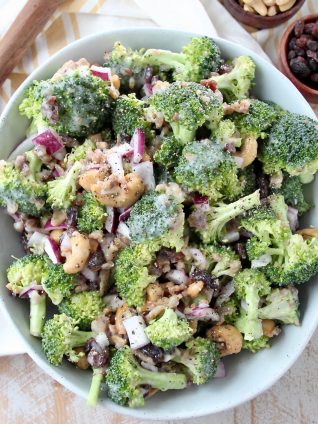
xmin=145 ymin=308 xmax=193 ymax=350
xmin=259 ymin=112 xmax=318 ymax=183
xmin=229 ymin=99 xmax=277 ymax=139
xmin=6 ymin=255 xmax=49 ymax=337
xmin=114 ymin=243 xmax=156 ymax=307
xmin=112 ymin=94 xmax=152 ymax=138
xmin=104 ymin=42 xmax=146 ymax=92
xmin=65 ymin=138 xmax=96 ymax=166
xmin=25 ymin=150 xmax=42 ymax=180
xmin=234 ymin=269 xmax=271 ymax=341
xmin=106 ymin=346 xmax=187 ymax=407
xmin=238 ymin=165 xmax=257 ymax=198
xmin=77 ymin=192 xmax=106 ymax=233
xmin=223 ymin=297 xmax=240 ymax=325
xmin=213 ymin=119 xmax=242 ymax=147
xmin=42 ymin=313 xmax=95 ymax=366
xmin=189 ymin=190 xmax=260 ymax=244
xmin=210 ymin=56 xmax=256 ymax=102
xmin=153 ymin=136 xmax=183 ymax=170
xmin=172 ymin=337 xmax=220 ymax=384
xmin=0 ymin=161 xmax=47 ymax=216
xmin=19 ymin=84 xmax=48 ymax=134
xmin=174 ymin=139 xmax=241 ymax=201
xmin=149 ymin=81 xmax=223 ymax=144
xmin=201 ymin=244 xmax=241 ymax=277
xmin=258 ymin=287 xmax=299 ymax=325
xmin=143 ymin=37 xmax=221 ymax=82
xmin=58 ymin=291 xmax=104 ymax=330
xmin=243 ymin=336 xmax=270 ymax=352
xmin=47 ymin=161 xmax=82 ymax=210
xmin=274 ymin=173 xmax=312 ymax=215
xmin=264 ymin=234 xmax=318 ymax=286
xmin=20 ymin=71 xmax=111 ymax=138
xmin=127 ymin=189 xmax=185 ymax=251
xmin=42 ymin=263 xmax=76 ymax=305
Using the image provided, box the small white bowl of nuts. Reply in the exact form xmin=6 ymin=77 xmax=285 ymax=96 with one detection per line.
xmin=224 ymin=0 xmax=306 ymax=29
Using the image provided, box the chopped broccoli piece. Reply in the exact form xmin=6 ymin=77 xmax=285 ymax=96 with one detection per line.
xmin=0 ymin=160 xmax=47 ymax=216
xmin=258 ymin=287 xmax=299 ymax=325
xmin=143 ymin=36 xmax=221 ymax=82
xmin=210 ymin=56 xmax=256 ymax=102
xmin=65 ymin=138 xmax=96 ymax=166
xmin=127 ymin=190 xmax=185 ymax=251
xmin=234 ymin=269 xmax=271 ymax=341
xmin=174 ymin=139 xmax=241 ymax=201
xmin=201 ymin=244 xmax=241 ymax=277
xmin=6 ymin=255 xmax=49 ymax=337
xmin=19 ymin=84 xmax=48 ymax=134
xmin=25 ymin=150 xmax=42 ymax=180
xmin=188 ymin=190 xmax=260 ymax=244
xmin=106 ymin=346 xmax=187 ymax=407
xmin=259 ymin=112 xmax=318 ymax=183
xmin=77 ymin=192 xmax=106 ymax=233
xmin=20 ymin=71 xmax=111 ymax=138
xmin=213 ymin=119 xmax=241 ymax=147
xmin=114 ymin=243 xmax=156 ymax=307
xmin=229 ymin=99 xmax=277 ymax=139
xmin=238 ymin=165 xmax=257 ymax=198
xmin=112 ymin=94 xmax=152 ymax=138
xmin=47 ymin=161 xmax=82 ymax=210
xmin=42 ymin=313 xmax=95 ymax=366
xmin=274 ymin=173 xmax=312 ymax=215
xmin=153 ymin=136 xmax=183 ymax=170
xmin=149 ymin=81 xmax=223 ymax=144
xmin=243 ymin=336 xmax=270 ymax=352
xmin=58 ymin=291 xmax=104 ymax=330
xmin=223 ymin=297 xmax=240 ymax=325
xmin=145 ymin=308 xmax=193 ymax=350
xmin=172 ymin=337 xmax=220 ymax=384
xmin=42 ymin=263 xmax=76 ymax=305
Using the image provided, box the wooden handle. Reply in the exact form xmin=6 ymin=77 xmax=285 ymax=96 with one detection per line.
xmin=0 ymin=0 xmax=64 ymax=86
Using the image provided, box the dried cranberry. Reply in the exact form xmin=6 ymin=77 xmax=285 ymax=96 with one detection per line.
xmin=86 ymin=338 xmax=109 ymax=369
xmin=234 ymin=243 xmax=247 ymax=261
xmin=144 ymin=66 xmax=153 ymax=83
xmin=138 ymin=344 xmax=164 ymax=363
xmin=296 ymin=36 xmax=309 ymax=49
xmin=309 ymin=58 xmax=318 ymax=72
xmin=307 ymin=39 xmax=318 ymax=51
xmin=288 ymin=50 xmax=297 ymax=60
xmin=200 ymin=79 xmax=217 ymax=92
xmin=304 ymin=23 xmax=315 ymax=35
xmin=294 ymin=20 xmax=305 ymax=37
xmin=307 ymin=50 xmax=318 ymax=61
xmin=219 ymin=63 xmax=232 ymax=74
xmin=289 ymin=37 xmax=297 ymax=50
xmin=290 ymin=57 xmax=311 ymax=78
xmin=88 ymin=249 xmax=105 ymax=271
xmin=294 ymin=47 xmax=306 ymax=57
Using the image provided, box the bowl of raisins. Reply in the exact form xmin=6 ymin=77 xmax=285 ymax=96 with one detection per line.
xmin=279 ymin=15 xmax=318 ymax=103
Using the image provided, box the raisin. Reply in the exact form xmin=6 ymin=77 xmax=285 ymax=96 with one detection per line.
xmin=307 ymin=50 xmax=318 ymax=61
xmin=219 ymin=63 xmax=232 ymax=74
xmin=296 ymin=36 xmax=309 ymax=49
xmin=294 ymin=20 xmax=305 ymax=37
xmin=138 ymin=344 xmax=164 ymax=363
xmin=67 ymin=206 xmax=78 ymax=227
xmin=311 ymin=73 xmax=318 ymax=83
xmin=290 ymin=57 xmax=311 ymax=78
xmin=304 ymin=23 xmax=315 ymax=35
xmin=307 ymin=39 xmax=318 ymax=51
xmin=289 ymin=37 xmax=297 ymax=50
xmin=294 ymin=47 xmax=306 ymax=57
xmin=88 ymin=249 xmax=105 ymax=271
xmin=309 ymin=58 xmax=318 ymax=72
xmin=288 ymin=50 xmax=297 ymax=60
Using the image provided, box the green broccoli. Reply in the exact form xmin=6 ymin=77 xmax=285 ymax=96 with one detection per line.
xmin=20 ymin=71 xmax=111 ymax=138
xmin=243 ymin=336 xmax=270 ymax=352
xmin=42 ymin=263 xmax=76 ymax=305
xmin=112 ymin=94 xmax=152 ymax=138
xmin=143 ymin=36 xmax=221 ymax=82
xmin=149 ymin=81 xmax=223 ymax=144
xmin=238 ymin=165 xmax=257 ymax=198
xmin=47 ymin=161 xmax=82 ymax=209
xmin=213 ymin=119 xmax=242 ymax=147
xmin=188 ymin=190 xmax=260 ymax=244
xmin=234 ymin=269 xmax=271 ymax=341
xmin=222 ymin=297 xmax=240 ymax=325
xmin=19 ymin=85 xmax=48 ymax=135
xmin=201 ymin=244 xmax=241 ymax=277
xmin=114 ymin=243 xmax=156 ymax=307
xmin=273 ymin=173 xmax=312 ymax=215
xmin=42 ymin=313 xmax=95 ymax=366
xmin=172 ymin=337 xmax=220 ymax=384
xmin=127 ymin=190 xmax=185 ymax=251
xmin=229 ymin=99 xmax=278 ymax=139
xmin=210 ymin=56 xmax=256 ymax=102
xmin=65 ymin=138 xmax=96 ymax=166
xmin=259 ymin=112 xmax=318 ymax=183
xmin=258 ymin=287 xmax=299 ymax=325
xmin=25 ymin=150 xmax=42 ymax=180
xmin=58 ymin=291 xmax=104 ymax=330
xmin=145 ymin=308 xmax=193 ymax=350
xmin=174 ymin=139 xmax=241 ymax=201
xmin=153 ymin=136 xmax=183 ymax=170
xmin=0 ymin=160 xmax=47 ymax=216
xmin=77 ymin=192 xmax=106 ymax=233
xmin=6 ymin=255 xmax=49 ymax=337
xmin=105 ymin=346 xmax=187 ymax=407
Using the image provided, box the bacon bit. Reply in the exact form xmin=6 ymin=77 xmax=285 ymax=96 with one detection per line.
xmin=200 ymin=79 xmax=217 ymax=92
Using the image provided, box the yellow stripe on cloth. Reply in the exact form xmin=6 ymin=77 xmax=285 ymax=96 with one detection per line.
xmin=45 ymin=16 xmax=68 ymax=56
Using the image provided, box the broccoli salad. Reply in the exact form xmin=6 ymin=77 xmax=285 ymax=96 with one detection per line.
xmin=1 ymin=37 xmax=318 ymax=408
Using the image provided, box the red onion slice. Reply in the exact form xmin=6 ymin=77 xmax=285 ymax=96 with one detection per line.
xmin=123 ymin=316 xmax=150 ymax=350
xmin=117 ymin=222 xmax=130 ymax=239
xmin=44 ymin=219 xmax=68 ymax=231
xmin=107 ymin=152 xmax=124 ymax=174
xmin=105 ymin=207 xmax=119 ymax=234
xmin=214 ymin=361 xmax=226 ymax=378
xmin=193 ymin=193 xmax=209 ymax=205
xmin=113 ymin=142 xmax=133 ymax=157
xmin=165 ymin=269 xmax=189 ymax=285
xmin=32 ymin=129 xmax=63 ymax=155
xmin=251 ymin=254 xmax=272 ymax=269
xmin=19 ymin=283 xmax=43 ymax=299
xmin=287 ymin=206 xmax=299 ymax=232
xmin=118 ymin=207 xmax=132 ymax=222
xmin=28 ymin=231 xmax=48 ymax=252
xmin=142 ymin=82 xmax=153 ymax=98
xmin=81 ymin=266 xmax=98 ymax=282
xmin=132 ymin=161 xmax=155 ymax=191
xmin=90 ymin=65 xmax=111 ymax=81
xmin=131 ymin=128 xmax=145 ymax=164
xmin=44 ymin=237 xmax=62 ymax=264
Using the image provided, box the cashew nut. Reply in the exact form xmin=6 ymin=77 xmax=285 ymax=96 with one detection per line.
xmin=186 ymin=281 xmax=204 ymax=298
xmin=91 ymin=172 xmax=145 ymax=208
xmin=50 ymin=229 xmax=63 ymax=244
xmin=234 ymin=136 xmax=258 ymax=168
xmin=146 ymin=283 xmax=164 ymax=302
xmin=279 ymin=0 xmax=296 ymax=12
xmin=267 ymin=5 xmax=278 ymax=15
xmin=297 ymin=228 xmax=318 ymax=239
xmin=243 ymin=0 xmax=267 ymax=16
xmin=63 ymin=231 xmax=90 ymax=274
xmin=262 ymin=319 xmax=278 ymax=338
xmin=78 ymin=167 xmax=110 ymax=192
xmin=207 ymin=324 xmax=243 ymax=357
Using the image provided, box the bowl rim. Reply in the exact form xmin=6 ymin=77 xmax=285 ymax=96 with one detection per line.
xmin=280 ymin=13 xmax=318 ymax=96
xmin=0 ymin=26 xmax=318 ymax=420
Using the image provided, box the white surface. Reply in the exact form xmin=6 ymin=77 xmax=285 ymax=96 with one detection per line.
xmin=0 ymin=28 xmax=317 ymax=421
xmin=0 ymin=310 xmax=25 ymax=356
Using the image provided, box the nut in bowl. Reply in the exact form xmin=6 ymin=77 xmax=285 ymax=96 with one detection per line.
xmin=279 ymin=14 xmax=318 ymax=103
xmin=0 ymin=28 xmax=318 ymax=421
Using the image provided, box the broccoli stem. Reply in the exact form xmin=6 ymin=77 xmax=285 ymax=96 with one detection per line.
xmin=138 ymin=365 xmax=187 ymax=391
xmin=87 ymin=368 xmax=104 ymax=407
xmin=144 ymin=49 xmax=186 ymax=68
xmin=69 ymin=330 xmax=96 ymax=348
xmin=170 ymin=122 xmax=196 ymax=144
xmin=29 ymin=291 xmax=46 ymax=337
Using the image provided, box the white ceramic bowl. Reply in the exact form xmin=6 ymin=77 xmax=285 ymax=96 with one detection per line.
xmin=0 ymin=28 xmax=317 ymax=421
